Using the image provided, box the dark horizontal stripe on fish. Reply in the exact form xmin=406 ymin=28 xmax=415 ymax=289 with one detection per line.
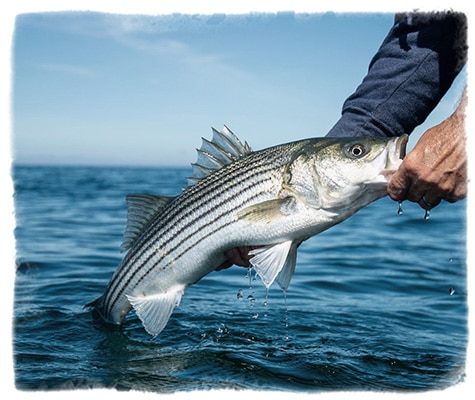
xmin=129 ymin=148 xmax=283 ymax=254
xmin=102 ymin=158 xmax=275 ymax=297
xmin=102 ymin=137 xmax=324 ymax=316
xmin=103 ymin=173 xmax=271 ymax=315
xmin=131 ymin=185 xmax=273 ymax=289
xmin=102 ymin=158 xmax=283 ymax=315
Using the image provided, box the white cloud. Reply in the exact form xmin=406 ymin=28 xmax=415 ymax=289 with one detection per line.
xmin=37 ymin=62 xmax=97 ymax=77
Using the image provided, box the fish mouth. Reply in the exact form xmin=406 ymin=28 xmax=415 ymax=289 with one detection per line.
xmin=385 ymin=134 xmax=408 ymax=172
xmin=395 ymin=134 xmax=408 ymax=159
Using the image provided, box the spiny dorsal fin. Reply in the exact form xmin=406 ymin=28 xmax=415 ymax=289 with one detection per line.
xmin=187 ymin=125 xmax=252 ymax=186
xmin=121 ymin=194 xmax=174 ymax=253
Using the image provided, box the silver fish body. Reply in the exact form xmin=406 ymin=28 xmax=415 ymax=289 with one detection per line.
xmin=87 ymin=127 xmax=407 ymax=336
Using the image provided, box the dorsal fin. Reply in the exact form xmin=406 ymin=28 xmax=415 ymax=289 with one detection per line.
xmin=121 ymin=194 xmax=174 ymax=253
xmin=187 ymin=125 xmax=252 ymax=185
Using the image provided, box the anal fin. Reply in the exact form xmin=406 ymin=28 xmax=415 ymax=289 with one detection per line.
xmin=275 ymin=242 xmax=298 ymax=290
xmin=127 ymin=287 xmax=183 ymax=337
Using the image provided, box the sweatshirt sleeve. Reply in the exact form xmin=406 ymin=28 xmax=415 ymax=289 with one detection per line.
xmin=326 ymin=12 xmax=467 ymax=138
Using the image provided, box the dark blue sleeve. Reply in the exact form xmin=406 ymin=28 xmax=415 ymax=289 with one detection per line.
xmin=326 ymin=12 xmax=467 ymax=138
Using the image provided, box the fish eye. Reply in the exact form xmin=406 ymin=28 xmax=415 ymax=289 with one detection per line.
xmin=348 ymin=143 xmax=366 ymax=158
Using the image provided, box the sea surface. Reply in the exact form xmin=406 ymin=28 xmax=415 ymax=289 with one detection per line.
xmin=12 ymin=165 xmax=467 ymax=393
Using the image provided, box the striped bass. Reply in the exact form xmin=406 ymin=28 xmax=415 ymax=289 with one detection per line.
xmin=87 ymin=126 xmax=407 ymax=336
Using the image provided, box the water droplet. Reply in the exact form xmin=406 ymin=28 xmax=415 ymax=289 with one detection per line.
xmin=245 ymin=267 xmax=252 ymax=288
xmin=247 ymin=294 xmax=256 ymax=303
xmin=449 ymin=287 xmax=455 ymax=296
xmin=397 ymin=202 xmax=403 ymax=215
xmin=237 ymin=289 xmax=243 ymax=299
xmin=424 ymin=209 xmax=430 ymax=220
xmin=252 ymin=313 xmax=259 ymax=319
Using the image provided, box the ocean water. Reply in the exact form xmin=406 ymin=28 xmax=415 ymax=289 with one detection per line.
xmin=12 ymin=165 xmax=467 ymax=393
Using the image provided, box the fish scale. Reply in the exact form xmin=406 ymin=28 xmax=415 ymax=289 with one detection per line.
xmin=87 ymin=126 xmax=407 ymax=336
xmin=99 ymin=163 xmax=285 ymax=321
xmin=102 ymin=151 xmax=288 ymax=315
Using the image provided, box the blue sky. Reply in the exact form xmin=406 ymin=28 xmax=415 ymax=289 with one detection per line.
xmin=11 ymin=10 xmax=467 ymax=166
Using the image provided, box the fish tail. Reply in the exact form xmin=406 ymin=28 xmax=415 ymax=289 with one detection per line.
xmin=85 ymin=295 xmax=112 ymax=325
xmin=84 ymin=295 xmax=101 ymax=309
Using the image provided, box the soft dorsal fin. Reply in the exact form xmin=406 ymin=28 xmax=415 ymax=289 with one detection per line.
xmin=187 ymin=125 xmax=252 ymax=185
xmin=121 ymin=194 xmax=174 ymax=253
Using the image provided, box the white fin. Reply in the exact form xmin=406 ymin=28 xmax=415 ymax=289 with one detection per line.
xmin=249 ymin=241 xmax=294 ymax=289
xmin=275 ymin=243 xmax=298 ymax=290
xmin=121 ymin=194 xmax=174 ymax=253
xmin=187 ymin=125 xmax=252 ymax=185
xmin=127 ymin=288 xmax=183 ymax=337
xmin=237 ymin=197 xmax=297 ymax=224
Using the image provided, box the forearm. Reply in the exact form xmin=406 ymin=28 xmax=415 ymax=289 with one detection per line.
xmin=327 ymin=12 xmax=467 ymax=138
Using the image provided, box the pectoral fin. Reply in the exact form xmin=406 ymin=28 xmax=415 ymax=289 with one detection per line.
xmin=249 ymin=240 xmax=298 ymax=289
xmin=127 ymin=287 xmax=184 ymax=337
xmin=237 ymin=197 xmax=296 ymax=224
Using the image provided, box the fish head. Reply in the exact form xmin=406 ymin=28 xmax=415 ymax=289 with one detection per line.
xmin=286 ymin=135 xmax=408 ymax=210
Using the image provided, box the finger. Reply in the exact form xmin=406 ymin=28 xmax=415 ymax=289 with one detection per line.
xmin=444 ymin=196 xmax=459 ymax=204
xmin=387 ymin=170 xmax=410 ymax=201
xmin=418 ymin=194 xmax=441 ymax=210
xmin=405 ymin=184 xmax=427 ymax=203
xmin=224 ymin=248 xmax=250 ymax=267
xmin=215 ymin=259 xmax=233 ymax=271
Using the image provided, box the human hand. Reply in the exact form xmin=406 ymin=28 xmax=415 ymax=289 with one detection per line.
xmin=215 ymin=246 xmax=260 ymax=271
xmin=387 ymin=91 xmax=467 ymax=210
